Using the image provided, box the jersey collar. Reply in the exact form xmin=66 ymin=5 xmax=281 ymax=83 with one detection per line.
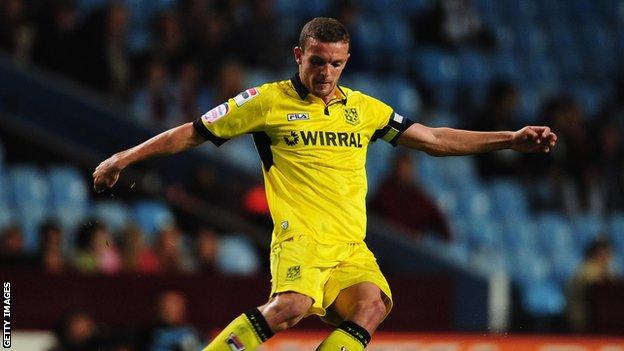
xmin=290 ymin=73 xmax=348 ymax=104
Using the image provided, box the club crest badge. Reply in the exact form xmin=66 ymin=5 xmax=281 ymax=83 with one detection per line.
xmin=344 ymin=108 xmax=359 ymax=126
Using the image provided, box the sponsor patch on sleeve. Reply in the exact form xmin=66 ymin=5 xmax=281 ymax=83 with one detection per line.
xmin=201 ymin=102 xmax=230 ymax=124
xmin=233 ymin=88 xmax=259 ymax=107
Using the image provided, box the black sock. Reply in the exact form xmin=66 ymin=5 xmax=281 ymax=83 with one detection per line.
xmin=338 ymin=320 xmax=371 ymax=347
xmin=243 ymin=308 xmax=275 ymax=342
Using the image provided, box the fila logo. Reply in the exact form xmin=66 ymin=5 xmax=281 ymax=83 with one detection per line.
xmin=225 ymin=333 xmax=246 ymax=351
xmin=287 ymin=113 xmax=310 ymax=121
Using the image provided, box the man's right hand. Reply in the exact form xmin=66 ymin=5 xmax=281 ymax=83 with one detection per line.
xmin=93 ymin=155 xmax=123 ymax=193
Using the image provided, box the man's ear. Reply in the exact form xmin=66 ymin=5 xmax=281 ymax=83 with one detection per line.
xmin=293 ymin=46 xmax=303 ymax=65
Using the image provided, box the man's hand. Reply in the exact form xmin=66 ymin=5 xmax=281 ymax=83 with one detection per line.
xmin=511 ymin=126 xmax=557 ymax=153
xmin=93 ymin=155 xmax=123 ymax=193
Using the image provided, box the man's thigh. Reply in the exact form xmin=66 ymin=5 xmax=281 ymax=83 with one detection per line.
xmin=321 ymin=244 xmax=393 ymax=325
xmin=269 ymin=235 xmax=335 ymax=316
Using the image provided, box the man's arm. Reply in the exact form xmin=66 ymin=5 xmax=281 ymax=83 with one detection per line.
xmin=397 ymin=123 xmax=557 ymax=156
xmin=93 ymin=122 xmax=205 ymax=192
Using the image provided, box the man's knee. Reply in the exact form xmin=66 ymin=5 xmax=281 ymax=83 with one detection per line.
xmin=351 ymin=298 xmax=387 ymax=325
xmin=260 ymin=292 xmax=312 ymax=332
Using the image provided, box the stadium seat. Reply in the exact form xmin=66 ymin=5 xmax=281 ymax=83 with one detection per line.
xmin=571 ymin=84 xmax=603 ymax=117
xmin=92 ymin=201 xmax=131 ymax=234
xmin=521 ymin=280 xmax=566 ymax=316
xmin=432 ymin=189 xmax=459 ymax=219
xmin=53 ymin=204 xmax=89 ymax=232
xmin=535 ymin=212 xmax=574 ymax=257
xmin=445 ymin=240 xmax=471 ymax=266
xmin=48 ymin=166 xmax=89 ymax=208
xmin=570 ymin=213 xmax=605 ymax=253
xmin=0 ymin=139 xmax=5 ymax=172
xmin=551 ymin=249 xmax=582 ymax=285
xmin=473 ymin=0 xmax=505 ymax=27
xmin=491 ymin=51 xmax=521 ymax=81
xmin=132 ymin=201 xmax=175 ymax=242
xmin=15 ymin=206 xmax=47 ymax=253
xmin=441 ymin=156 xmax=480 ymax=191
xmin=0 ymin=204 xmax=13 ymax=231
xmin=218 ymin=136 xmax=261 ymax=174
xmin=345 ymin=74 xmax=383 ymax=100
xmin=456 ymin=186 xmax=492 ymax=223
xmin=502 ymin=219 xmax=539 ymax=253
xmin=414 ymin=49 xmax=459 ymax=87
xmin=366 ymin=141 xmax=394 ymax=195
xmin=512 ymin=249 xmax=552 ymax=285
xmin=457 ymin=51 xmax=492 ymax=87
xmin=9 ymin=165 xmax=48 ymax=204
xmin=488 ymin=179 xmax=529 ymax=220
xmin=274 ymin=0 xmax=329 ymax=16
xmin=216 ymin=235 xmax=260 ymax=275
xmin=465 ymin=220 xmax=503 ymax=252
xmin=608 ymin=212 xmax=624 ymax=254
xmin=471 ymin=245 xmax=509 ymax=275
xmin=382 ymin=77 xmax=421 ymax=117
xmin=380 ymin=16 xmax=413 ymax=69
xmin=0 ymin=172 xmax=8 ymax=208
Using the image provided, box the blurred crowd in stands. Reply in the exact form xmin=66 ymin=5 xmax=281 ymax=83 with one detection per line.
xmin=47 ymin=290 xmax=204 ymax=351
xmin=2 ymin=0 xmax=624 ymax=337
xmin=2 ymin=0 xmax=624 ymax=221
xmin=0 ymin=217 xmax=231 ymax=276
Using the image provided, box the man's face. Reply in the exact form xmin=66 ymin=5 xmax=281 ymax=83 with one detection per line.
xmin=294 ymin=38 xmax=350 ymax=102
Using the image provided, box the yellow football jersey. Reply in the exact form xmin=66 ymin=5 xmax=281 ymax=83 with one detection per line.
xmin=193 ymin=74 xmax=414 ymax=245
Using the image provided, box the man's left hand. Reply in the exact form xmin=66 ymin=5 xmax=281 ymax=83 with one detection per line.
xmin=511 ymin=126 xmax=557 ymax=153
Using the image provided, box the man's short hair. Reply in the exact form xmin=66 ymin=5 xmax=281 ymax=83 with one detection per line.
xmin=298 ymin=17 xmax=350 ymax=51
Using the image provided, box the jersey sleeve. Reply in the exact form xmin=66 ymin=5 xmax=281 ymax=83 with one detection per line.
xmin=192 ymin=87 xmax=267 ymax=146
xmin=369 ymin=98 xmax=416 ymax=146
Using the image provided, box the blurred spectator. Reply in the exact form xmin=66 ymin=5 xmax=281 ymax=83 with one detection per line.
xmin=120 ymin=225 xmax=159 ymax=274
xmin=38 ymin=220 xmax=66 ymax=274
xmin=232 ymin=0 xmax=285 ymax=70
xmin=153 ymin=225 xmax=194 ymax=274
xmin=0 ymin=0 xmax=34 ymax=62
xmin=80 ymin=2 xmax=131 ymax=99
xmin=187 ymin=165 xmax=232 ymax=208
xmin=470 ymin=80 xmax=523 ymax=178
xmin=241 ymin=183 xmax=272 ymax=228
xmin=74 ymin=221 xmax=122 ymax=274
xmin=594 ymin=119 xmax=624 ymax=213
xmin=412 ymin=0 xmax=495 ymax=51
xmin=370 ymin=152 xmax=452 ymax=241
xmin=140 ymin=291 xmax=203 ymax=351
xmin=213 ymin=59 xmax=246 ymax=104
xmin=536 ymin=96 xmax=598 ymax=216
xmin=188 ymin=11 xmax=234 ymax=77
xmin=0 ymin=225 xmax=36 ymax=268
xmin=150 ymin=10 xmax=190 ymax=73
xmin=194 ymin=228 xmax=219 ymax=273
xmin=594 ymin=79 xmax=624 ymax=212
xmin=566 ymin=238 xmax=616 ymax=333
xmin=132 ymin=58 xmax=176 ymax=129
xmin=333 ymin=0 xmax=365 ymax=70
xmin=31 ymin=0 xmax=84 ymax=81
xmin=49 ymin=310 xmax=99 ymax=351
xmin=172 ymin=59 xmax=212 ymax=124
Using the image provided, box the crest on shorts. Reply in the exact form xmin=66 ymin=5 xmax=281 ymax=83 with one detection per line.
xmin=225 ymin=333 xmax=245 ymax=351
xmin=344 ymin=108 xmax=359 ymax=126
xmin=286 ymin=265 xmax=301 ymax=281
